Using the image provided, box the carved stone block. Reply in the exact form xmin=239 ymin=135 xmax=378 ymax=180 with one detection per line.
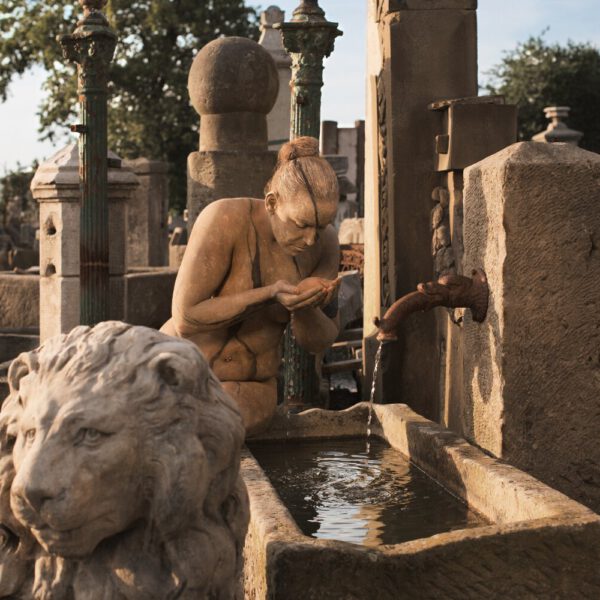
xmin=0 ymin=322 xmax=249 ymax=598
xmin=187 ymin=151 xmax=276 ymax=226
xmin=463 ymin=142 xmax=600 ymax=512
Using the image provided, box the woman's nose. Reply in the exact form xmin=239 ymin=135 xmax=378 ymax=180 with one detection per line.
xmin=303 ymin=229 xmax=316 ymax=246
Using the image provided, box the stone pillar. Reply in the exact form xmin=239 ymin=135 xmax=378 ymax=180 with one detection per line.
xmin=259 ymin=6 xmax=292 ymax=150
xmin=186 ymin=37 xmax=279 ymax=230
xmin=320 ymin=120 xmax=338 ymax=155
xmin=462 ymin=142 xmax=600 ymax=511
xmin=31 ymin=144 xmax=138 ymax=342
xmin=123 ymin=158 xmax=169 ymax=266
xmin=363 ymin=0 xmax=477 ymax=420
xmin=427 ymin=95 xmax=517 ymax=429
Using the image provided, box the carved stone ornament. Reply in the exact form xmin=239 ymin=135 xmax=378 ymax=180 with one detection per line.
xmin=0 ymin=322 xmax=249 ymax=599
xmin=58 ymin=2 xmax=116 ymax=94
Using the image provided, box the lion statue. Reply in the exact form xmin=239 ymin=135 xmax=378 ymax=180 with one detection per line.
xmin=0 ymin=321 xmax=249 ymax=599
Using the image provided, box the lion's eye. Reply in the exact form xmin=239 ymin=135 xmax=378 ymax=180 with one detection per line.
xmin=24 ymin=429 xmax=36 ymax=444
xmin=74 ymin=428 xmax=108 ymax=447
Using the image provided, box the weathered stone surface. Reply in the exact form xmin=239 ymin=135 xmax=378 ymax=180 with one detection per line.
xmin=123 ymin=158 xmax=169 ymax=267
xmin=463 ymin=142 xmax=600 ymax=511
xmin=1 ymin=322 xmax=249 ymax=598
xmin=0 ymin=274 xmax=39 ymax=329
xmin=364 ymin=6 xmax=478 ymax=420
xmin=124 ymin=268 xmax=177 ymax=329
xmin=187 ymin=151 xmax=276 ymax=224
xmin=188 ymin=37 xmax=278 ymax=117
xmin=243 ymin=403 xmax=600 ymax=598
xmin=39 ymin=275 xmax=80 ymax=341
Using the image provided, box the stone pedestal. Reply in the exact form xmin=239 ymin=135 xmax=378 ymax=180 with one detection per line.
xmin=123 ymin=158 xmax=169 ymax=266
xmin=186 ymin=37 xmax=278 ymax=229
xmin=31 ymin=144 xmax=138 ymax=341
xmin=462 ymin=141 xmax=600 ymax=511
xmin=259 ymin=6 xmax=292 ymax=150
xmin=363 ymin=0 xmax=478 ymax=420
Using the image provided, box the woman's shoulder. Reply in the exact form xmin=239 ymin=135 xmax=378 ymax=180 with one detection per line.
xmin=195 ymin=197 xmax=260 ymax=230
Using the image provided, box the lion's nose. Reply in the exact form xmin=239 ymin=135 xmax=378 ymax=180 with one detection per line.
xmin=13 ymin=484 xmax=57 ymax=513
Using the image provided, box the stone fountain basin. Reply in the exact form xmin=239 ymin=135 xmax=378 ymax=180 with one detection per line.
xmin=242 ymin=402 xmax=600 ymax=599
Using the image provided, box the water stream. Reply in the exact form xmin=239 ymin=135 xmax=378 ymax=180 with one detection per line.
xmin=366 ymin=341 xmax=383 ymax=451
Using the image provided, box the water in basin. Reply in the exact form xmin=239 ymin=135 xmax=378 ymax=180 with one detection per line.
xmin=248 ymin=437 xmax=487 ymax=547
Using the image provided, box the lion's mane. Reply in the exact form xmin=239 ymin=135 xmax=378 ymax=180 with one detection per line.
xmin=2 ymin=321 xmax=249 ymax=599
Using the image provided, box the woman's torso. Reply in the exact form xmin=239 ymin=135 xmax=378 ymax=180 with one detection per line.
xmin=185 ymin=198 xmax=322 ymax=383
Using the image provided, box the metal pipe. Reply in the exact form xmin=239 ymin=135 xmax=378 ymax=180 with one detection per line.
xmin=375 ymin=269 xmax=489 ymax=341
xmin=59 ymin=0 xmax=116 ymax=325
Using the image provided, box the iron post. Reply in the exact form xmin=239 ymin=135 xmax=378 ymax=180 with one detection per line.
xmin=276 ymin=0 xmax=342 ymax=407
xmin=59 ymin=0 xmax=116 ymax=324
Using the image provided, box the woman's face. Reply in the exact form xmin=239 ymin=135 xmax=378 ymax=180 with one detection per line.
xmin=266 ymin=189 xmax=337 ymax=256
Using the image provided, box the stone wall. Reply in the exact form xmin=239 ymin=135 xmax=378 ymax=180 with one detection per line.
xmin=0 ymin=269 xmax=176 ymax=334
xmin=0 ymin=274 xmax=39 ymax=330
xmin=462 ymin=142 xmax=600 ymax=511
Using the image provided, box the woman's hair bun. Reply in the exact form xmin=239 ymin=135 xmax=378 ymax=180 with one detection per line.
xmin=278 ymin=136 xmax=319 ymax=163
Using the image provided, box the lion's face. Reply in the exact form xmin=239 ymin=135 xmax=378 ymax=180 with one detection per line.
xmin=9 ymin=374 xmax=146 ymax=559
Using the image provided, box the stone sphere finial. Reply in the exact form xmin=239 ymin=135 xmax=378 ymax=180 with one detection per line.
xmin=188 ymin=37 xmax=279 ymax=117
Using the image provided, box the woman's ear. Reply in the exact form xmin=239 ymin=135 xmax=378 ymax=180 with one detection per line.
xmin=265 ymin=191 xmax=277 ymax=215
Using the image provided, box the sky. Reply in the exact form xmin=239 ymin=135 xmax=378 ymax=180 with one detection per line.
xmin=1 ymin=0 xmax=599 ymax=172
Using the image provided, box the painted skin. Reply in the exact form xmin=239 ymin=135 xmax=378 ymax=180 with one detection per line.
xmin=161 ymin=191 xmax=340 ymax=436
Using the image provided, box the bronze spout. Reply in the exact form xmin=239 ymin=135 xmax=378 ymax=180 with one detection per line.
xmin=374 ymin=269 xmax=489 ymax=341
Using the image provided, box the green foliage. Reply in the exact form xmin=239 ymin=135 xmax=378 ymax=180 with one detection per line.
xmin=0 ymin=0 xmax=260 ymax=212
xmin=0 ymin=163 xmax=37 ymax=227
xmin=485 ymin=35 xmax=600 ymax=153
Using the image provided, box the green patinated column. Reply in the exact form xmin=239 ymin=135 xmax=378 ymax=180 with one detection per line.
xmin=276 ymin=0 xmax=342 ymax=407
xmin=59 ymin=0 xmax=116 ymax=325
